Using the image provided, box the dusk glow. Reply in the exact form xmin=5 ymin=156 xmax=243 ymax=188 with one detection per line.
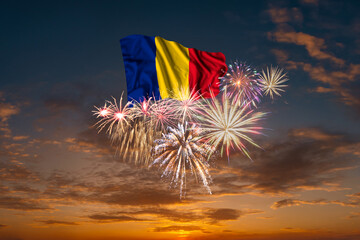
xmin=1 ymin=1 xmax=360 ymax=240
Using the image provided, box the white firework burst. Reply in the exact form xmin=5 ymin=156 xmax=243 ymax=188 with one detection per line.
xmin=198 ymin=91 xmax=266 ymax=160
xmin=259 ymin=66 xmax=288 ymax=99
xmin=150 ymin=122 xmax=213 ymax=197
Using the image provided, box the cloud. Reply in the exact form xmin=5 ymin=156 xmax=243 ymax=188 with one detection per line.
xmin=28 ymin=138 xmax=62 ymax=146
xmin=94 ymin=187 xmax=188 ymax=206
xmin=298 ymin=63 xmax=360 ymax=109
xmin=42 ymin=165 xmax=193 ymax=207
xmin=268 ymin=31 xmax=345 ymax=65
xmin=204 ymin=208 xmax=263 ymax=224
xmin=271 ymin=50 xmax=360 ymax=112
xmin=271 ymin=198 xmax=328 ymax=209
xmin=0 ymin=102 xmax=20 ymax=122
xmin=256 ymin=216 xmax=273 ymax=219
xmin=64 ymin=128 xmax=114 ymax=157
xmin=37 ymin=220 xmax=79 ymax=226
xmin=243 ymin=138 xmax=356 ymax=193
xmin=347 ymin=212 xmax=360 ymax=219
xmin=152 ymin=225 xmax=205 ymax=233
xmin=267 ymin=9 xmax=360 ymax=110
xmin=0 ymin=224 xmax=7 ymax=228
xmin=271 ymin=49 xmax=289 ymax=63
xmin=268 ymin=7 xmax=303 ymax=24
xmin=3 ymin=126 xmax=354 ymax=215
xmin=85 ymin=207 xmax=262 ymax=226
xmin=12 ymin=136 xmax=29 ymax=141
xmin=11 ymin=185 xmax=40 ymax=193
xmin=300 ymin=0 xmax=319 ymax=5
xmin=88 ymin=214 xmax=145 ymax=222
xmin=204 ymin=208 xmax=240 ymax=221
xmin=272 ymin=192 xmax=360 ymax=209
xmin=210 ymin=128 xmax=359 ymax=195
xmin=0 ymin=99 xmax=20 ymax=138
xmin=114 ymin=207 xmax=202 ymax=223
xmin=0 ymin=184 xmax=10 ymax=194
xmin=312 ymin=86 xmax=334 ymax=93
xmin=0 ymin=196 xmax=51 ymax=211
xmin=0 ymin=161 xmax=39 ymax=182
xmin=289 ymin=128 xmax=341 ymax=141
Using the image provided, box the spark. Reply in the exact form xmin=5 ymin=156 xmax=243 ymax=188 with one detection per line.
xmin=150 ymin=122 xmax=213 ymax=197
xmin=93 ymin=103 xmax=111 ymax=118
xmin=115 ymin=112 xmax=125 ymax=120
xmin=220 ymin=61 xmax=262 ymax=107
xmin=100 ymin=108 xmax=110 ymax=117
xmin=259 ymin=66 xmax=288 ymax=99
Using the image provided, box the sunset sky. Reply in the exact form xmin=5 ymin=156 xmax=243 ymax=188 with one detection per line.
xmin=1 ymin=0 xmax=360 ymax=239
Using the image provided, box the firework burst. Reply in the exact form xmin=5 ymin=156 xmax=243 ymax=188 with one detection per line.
xmin=132 ymin=97 xmax=152 ymax=118
xmin=93 ymin=58 xmax=289 ymax=198
xmin=259 ymin=66 xmax=288 ymax=99
xmin=148 ymin=98 xmax=177 ymax=131
xmin=173 ymin=88 xmax=202 ymax=123
xmin=220 ymin=62 xmax=262 ymax=107
xmin=198 ymin=91 xmax=266 ymax=160
xmin=93 ymin=95 xmax=133 ymax=135
xmin=150 ymin=122 xmax=213 ymax=197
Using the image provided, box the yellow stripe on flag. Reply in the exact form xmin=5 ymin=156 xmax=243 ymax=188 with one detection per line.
xmin=155 ymin=36 xmax=190 ymax=100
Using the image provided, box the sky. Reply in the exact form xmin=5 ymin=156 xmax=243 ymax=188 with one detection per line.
xmin=1 ymin=0 xmax=360 ymax=239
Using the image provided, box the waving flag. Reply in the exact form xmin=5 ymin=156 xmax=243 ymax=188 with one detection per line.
xmin=120 ymin=35 xmax=227 ymax=102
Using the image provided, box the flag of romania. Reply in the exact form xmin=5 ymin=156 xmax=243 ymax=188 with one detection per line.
xmin=120 ymin=35 xmax=227 ymax=102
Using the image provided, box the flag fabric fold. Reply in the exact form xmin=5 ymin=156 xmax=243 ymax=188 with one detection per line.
xmin=120 ymin=35 xmax=227 ymax=102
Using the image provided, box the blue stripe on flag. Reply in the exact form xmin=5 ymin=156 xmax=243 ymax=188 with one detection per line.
xmin=120 ymin=35 xmax=161 ymax=102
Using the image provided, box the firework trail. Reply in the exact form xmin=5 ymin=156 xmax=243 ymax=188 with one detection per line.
xmin=93 ymin=96 xmax=154 ymax=165
xmin=197 ymin=90 xmax=266 ymax=160
xmin=150 ymin=122 xmax=213 ymax=197
xmin=259 ymin=66 xmax=288 ymax=99
xmin=220 ymin=62 xmax=262 ymax=107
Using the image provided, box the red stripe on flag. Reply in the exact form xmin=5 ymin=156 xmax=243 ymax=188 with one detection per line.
xmin=188 ymin=48 xmax=227 ymax=99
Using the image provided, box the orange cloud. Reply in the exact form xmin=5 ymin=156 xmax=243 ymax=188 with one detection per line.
xmin=210 ymin=127 xmax=360 ymax=196
xmin=311 ymin=86 xmax=334 ymax=93
xmin=300 ymin=0 xmax=318 ymax=5
xmin=347 ymin=212 xmax=360 ymax=219
xmin=88 ymin=214 xmax=146 ymax=222
xmin=0 ymin=196 xmax=51 ymax=211
xmin=269 ymin=31 xmax=345 ymax=65
xmin=0 ymin=102 xmax=20 ymax=122
xmin=271 ymin=198 xmax=328 ymax=209
xmin=271 ymin=50 xmax=360 ymax=109
xmin=152 ymin=225 xmax=205 ymax=233
xmin=37 ymin=220 xmax=79 ymax=226
xmin=0 ymin=99 xmax=21 ymax=138
xmin=12 ymin=135 xmax=30 ymax=141
xmin=268 ymin=7 xmax=303 ymax=24
xmin=272 ymin=192 xmax=360 ymax=209
xmin=289 ymin=128 xmax=341 ymax=141
xmin=0 ymin=161 xmax=39 ymax=182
